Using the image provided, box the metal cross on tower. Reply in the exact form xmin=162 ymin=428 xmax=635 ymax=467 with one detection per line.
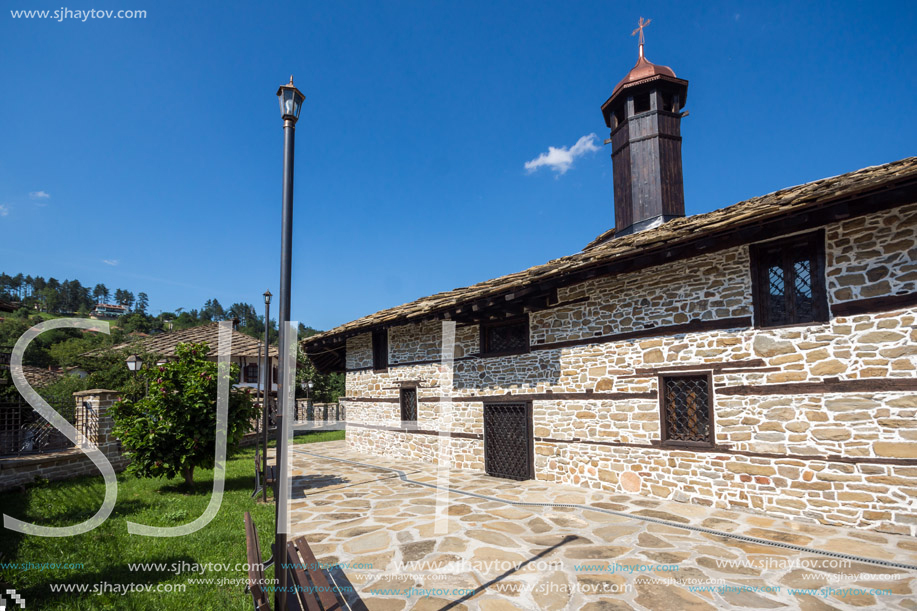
xmin=632 ymin=17 xmax=651 ymax=58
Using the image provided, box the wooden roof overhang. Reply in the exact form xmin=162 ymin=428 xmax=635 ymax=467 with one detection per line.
xmin=303 ymin=158 xmax=917 ymax=374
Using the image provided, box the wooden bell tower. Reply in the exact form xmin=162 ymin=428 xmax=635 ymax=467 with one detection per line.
xmin=601 ymin=18 xmax=689 ymax=237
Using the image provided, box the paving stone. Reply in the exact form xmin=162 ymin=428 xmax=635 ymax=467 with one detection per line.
xmin=562 ymin=545 xmax=632 ymax=559
xmin=779 ymin=569 xmax=828 ymax=589
xmin=792 ymin=595 xmax=844 ymax=611
xmin=343 ymin=530 xmax=391 ymax=554
xmin=409 ymin=598 xmax=467 ymax=611
xmin=636 ymin=532 xmax=673 ymax=548
xmin=477 ymin=599 xmax=526 ymax=610
xmin=361 ymin=598 xmax=407 ymax=611
xmin=743 ymin=527 xmax=814 ymax=546
xmin=720 ymin=588 xmax=787 ymax=608
xmin=531 ymin=570 xmax=572 ymax=610
xmin=575 ymin=573 xmax=629 ymax=596
xmin=400 ymin=540 xmax=436 ymax=563
xmin=581 ymin=599 xmax=636 ymax=611
xmin=696 ymin=556 xmax=761 ymax=576
xmin=634 ymin=579 xmax=716 ymax=610
xmin=593 ymin=523 xmax=643 ymax=542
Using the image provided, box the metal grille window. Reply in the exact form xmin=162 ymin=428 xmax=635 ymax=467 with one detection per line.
xmin=400 ymin=387 xmax=417 ymax=423
xmin=751 ymin=231 xmax=827 ymax=328
xmin=1 ymin=396 xmax=77 ymax=457
xmin=372 ymin=329 xmax=388 ymax=371
xmin=481 ymin=317 xmax=529 ymax=356
xmin=660 ymin=375 xmax=713 ymax=446
xmin=244 ymin=363 xmax=259 ymax=383
xmin=483 ymin=402 xmax=533 ymax=480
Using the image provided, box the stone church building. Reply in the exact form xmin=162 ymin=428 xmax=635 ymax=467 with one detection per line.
xmin=303 ymin=41 xmax=917 ymax=535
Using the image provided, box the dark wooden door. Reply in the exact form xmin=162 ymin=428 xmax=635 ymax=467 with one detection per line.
xmin=483 ymin=403 xmax=533 ymax=481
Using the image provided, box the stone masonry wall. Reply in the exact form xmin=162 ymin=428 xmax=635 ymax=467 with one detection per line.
xmin=343 ymin=203 xmax=917 ymax=535
xmin=0 ymin=390 xmax=129 ymax=490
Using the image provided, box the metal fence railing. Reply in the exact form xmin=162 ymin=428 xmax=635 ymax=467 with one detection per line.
xmin=294 ymin=401 xmax=344 ymax=423
xmin=0 ymin=395 xmax=77 ymax=457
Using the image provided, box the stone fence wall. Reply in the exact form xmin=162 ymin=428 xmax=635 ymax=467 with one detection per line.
xmin=294 ymin=400 xmax=345 ymax=422
xmin=0 ymin=390 xmax=129 ymax=490
xmin=0 ymin=392 xmax=344 ymax=491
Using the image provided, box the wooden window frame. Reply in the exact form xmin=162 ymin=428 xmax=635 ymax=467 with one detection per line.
xmin=399 ymin=385 xmax=418 ymax=424
xmin=658 ymin=372 xmax=715 ymax=449
xmin=749 ymin=229 xmax=829 ymax=329
xmin=482 ymin=400 xmax=535 ymax=481
xmin=372 ymin=329 xmax=388 ymax=372
xmin=243 ymin=363 xmax=259 ymax=384
xmin=479 ymin=315 xmax=530 ymax=357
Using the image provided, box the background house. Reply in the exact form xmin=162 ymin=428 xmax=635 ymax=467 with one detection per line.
xmin=90 ymin=303 xmax=128 ymax=319
xmin=103 ymin=320 xmax=280 ymax=392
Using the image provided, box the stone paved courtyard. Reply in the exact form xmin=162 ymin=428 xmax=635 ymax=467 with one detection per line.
xmin=286 ymin=440 xmax=917 ymax=611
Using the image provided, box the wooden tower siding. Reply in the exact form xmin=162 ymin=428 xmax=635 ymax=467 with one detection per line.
xmin=608 ymin=81 xmax=687 ymax=236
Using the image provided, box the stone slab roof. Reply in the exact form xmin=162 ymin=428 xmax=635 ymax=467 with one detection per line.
xmin=21 ymin=365 xmax=64 ymax=388
xmin=93 ymin=321 xmax=278 ymax=359
xmin=302 ymin=156 xmax=917 ymax=351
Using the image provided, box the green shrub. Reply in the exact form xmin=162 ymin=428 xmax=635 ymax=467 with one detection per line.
xmin=110 ymin=342 xmax=259 ymax=486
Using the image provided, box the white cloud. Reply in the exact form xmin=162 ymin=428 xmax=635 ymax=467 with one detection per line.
xmin=525 ymin=134 xmax=600 ymax=176
xmin=103 ymin=259 xmax=119 ymax=266
xmin=0 ymin=205 xmax=9 ymax=217
xmin=29 ymin=191 xmax=51 ymax=200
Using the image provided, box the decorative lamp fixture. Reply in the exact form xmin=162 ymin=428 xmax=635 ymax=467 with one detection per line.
xmin=276 ymin=76 xmax=305 ymax=123
xmin=126 ymin=354 xmax=143 ymax=372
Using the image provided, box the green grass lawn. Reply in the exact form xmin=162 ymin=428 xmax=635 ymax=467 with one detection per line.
xmin=0 ymin=430 xmax=344 ymax=610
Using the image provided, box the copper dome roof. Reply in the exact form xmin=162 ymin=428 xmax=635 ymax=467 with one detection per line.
xmin=611 ymin=53 xmax=677 ymax=99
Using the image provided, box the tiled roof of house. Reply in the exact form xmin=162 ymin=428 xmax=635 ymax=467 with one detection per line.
xmin=93 ymin=321 xmax=278 ymax=359
xmin=302 ymin=156 xmax=917 ymax=353
xmin=0 ymin=299 xmax=19 ymax=313
xmin=21 ymin=365 xmax=64 ymax=388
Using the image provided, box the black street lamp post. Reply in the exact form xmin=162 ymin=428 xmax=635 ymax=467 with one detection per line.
xmin=125 ymin=354 xmax=148 ymax=395
xmin=274 ymin=75 xmax=304 ymax=611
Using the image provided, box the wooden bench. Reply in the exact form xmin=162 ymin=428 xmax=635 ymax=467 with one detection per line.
xmin=244 ymin=513 xmax=348 ymax=611
xmin=285 ymin=535 xmax=342 ymax=611
xmin=253 ymin=451 xmax=276 ymax=498
xmin=243 ymin=512 xmax=271 ymax=611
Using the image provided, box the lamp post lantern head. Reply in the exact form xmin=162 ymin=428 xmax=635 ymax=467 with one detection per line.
xmin=307 ymin=381 xmax=314 ymax=390
xmin=126 ymin=354 xmax=143 ymax=372
xmin=263 ymin=290 xmax=273 ymax=306
xmin=276 ymin=76 xmax=305 ymax=123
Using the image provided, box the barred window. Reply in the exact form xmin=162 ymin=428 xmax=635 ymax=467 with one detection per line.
xmin=372 ymin=329 xmax=388 ymax=371
xmin=400 ymin=387 xmax=417 ymax=423
xmin=660 ymin=375 xmax=713 ymax=446
xmin=481 ymin=317 xmax=529 ymax=356
xmin=244 ymin=363 xmax=259 ymax=383
xmin=750 ymin=231 xmax=828 ymax=328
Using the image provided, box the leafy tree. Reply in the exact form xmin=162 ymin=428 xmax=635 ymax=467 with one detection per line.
xmin=135 ymin=292 xmax=149 ymax=314
xmin=295 ymin=348 xmax=344 ymax=404
xmin=38 ymin=287 xmax=61 ymax=313
xmin=118 ymin=313 xmax=152 ymax=334
xmin=92 ymin=283 xmax=109 ymax=303
xmin=109 ymin=342 xmax=258 ymax=486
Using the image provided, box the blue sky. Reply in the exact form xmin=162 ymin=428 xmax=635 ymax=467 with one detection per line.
xmin=1 ymin=1 xmax=915 ymax=331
